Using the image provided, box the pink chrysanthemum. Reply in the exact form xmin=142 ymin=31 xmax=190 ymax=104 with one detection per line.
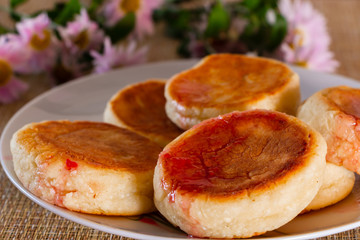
xmin=58 ymin=9 xmax=105 ymax=54
xmin=58 ymin=46 xmax=89 ymax=78
xmin=103 ymin=0 xmax=163 ymax=39
xmin=0 ymin=35 xmax=29 ymax=104
xmin=278 ymin=0 xmax=338 ymax=72
xmin=90 ymin=37 xmax=147 ymax=73
xmin=16 ymin=13 xmax=58 ymax=74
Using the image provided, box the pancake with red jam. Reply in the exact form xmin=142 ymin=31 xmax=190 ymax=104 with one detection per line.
xmin=165 ymin=54 xmax=300 ymax=130
xmin=11 ymin=120 xmax=162 ymax=215
xmin=154 ymin=110 xmax=326 ymax=238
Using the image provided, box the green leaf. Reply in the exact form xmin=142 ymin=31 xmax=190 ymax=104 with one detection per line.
xmin=0 ymin=25 xmax=9 ymax=34
xmin=54 ymin=0 xmax=82 ymax=25
xmin=177 ymin=38 xmax=191 ymax=58
xmin=241 ymin=0 xmax=261 ymax=10
xmin=10 ymin=0 xmax=27 ymax=8
xmin=104 ymin=12 xmax=135 ymax=42
xmin=204 ymin=1 xmax=230 ymax=38
xmin=153 ymin=7 xmax=191 ymax=39
xmin=266 ymin=13 xmax=287 ymax=51
xmin=167 ymin=10 xmax=191 ymax=38
xmin=238 ymin=0 xmax=288 ymax=54
xmin=46 ymin=3 xmax=66 ymax=21
xmin=88 ymin=0 xmax=105 ymax=19
xmin=9 ymin=9 xmax=22 ymax=21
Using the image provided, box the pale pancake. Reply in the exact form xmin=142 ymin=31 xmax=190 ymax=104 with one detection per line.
xmin=304 ymin=162 xmax=355 ymax=212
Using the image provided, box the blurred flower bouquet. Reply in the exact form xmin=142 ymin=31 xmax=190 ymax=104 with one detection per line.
xmin=155 ymin=0 xmax=338 ymax=71
xmin=0 ymin=0 xmax=162 ymax=103
xmin=0 ymin=0 xmax=338 ymax=104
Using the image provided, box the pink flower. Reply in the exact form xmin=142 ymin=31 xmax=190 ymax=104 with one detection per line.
xmin=58 ymin=9 xmax=105 ymax=54
xmin=281 ymin=42 xmax=339 ymax=73
xmin=59 ymin=47 xmax=89 ymax=77
xmin=278 ymin=0 xmax=338 ymax=72
xmin=103 ymin=0 xmax=163 ymax=39
xmin=0 ymin=35 xmax=29 ymax=104
xmin=16 ymin=13 xmax=58 ymax=74
xmin=90 ymin=37 xmax=147 ymax=73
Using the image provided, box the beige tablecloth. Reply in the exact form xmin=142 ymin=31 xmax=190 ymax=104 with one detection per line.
xmin=1 ymin=0 xmax=360 ymax=239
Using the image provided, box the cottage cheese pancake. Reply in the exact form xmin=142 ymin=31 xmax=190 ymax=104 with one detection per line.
xmin=11 ymin=120 xmax=162 ymax=215
xmin=154 ymin=110 xmax=326 ymax=238
xmin=297 ymin=86 xmax=360 ymax=211
xmin=165 ymin=54 xmax=300 ymax=129
xmin=298 ymin=86 xmax=360 ymax=174
xmin=104 ymin=79 xmax=183 ymax=147
xmin=304 ymin=162 xmax=355 ymax=212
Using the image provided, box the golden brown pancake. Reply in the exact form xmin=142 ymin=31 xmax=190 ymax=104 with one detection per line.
xmin=298 ymin=86 xmax=360 ymax=174
xmin=165 ymin=54 xmax=300 ymax=129
xmin=11 ymin=120 xmax=162 ymax=215
xmin=153 ymin=110 xmax=326 ymax=238
xmin=326 ymin=86 xmax=360 ymax=118
xmin=104 ymin=79 xmax=183 ymax=147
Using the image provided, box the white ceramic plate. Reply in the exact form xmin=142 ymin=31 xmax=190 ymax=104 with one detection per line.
xmin=2 ymin=59 xmax=360 ymax=240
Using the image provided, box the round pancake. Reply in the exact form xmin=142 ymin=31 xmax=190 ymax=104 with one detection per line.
xmin=153 ymin=110 xmax=326 ymax=238
xmin=304 ymin=162 xmax=355 ymax=213
xmin=165 ymin=54 xmax=300 ymax=130
xmin=104 ymin=79 xmax=183 ymax=147
xmin=297 ymin=86 xmax=360 ymax=174
xmin=11 ymin=120 xmax=162 ymax=215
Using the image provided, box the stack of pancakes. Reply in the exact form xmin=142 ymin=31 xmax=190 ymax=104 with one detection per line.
xmin=11 ymin=54 xmax=360 ymax=238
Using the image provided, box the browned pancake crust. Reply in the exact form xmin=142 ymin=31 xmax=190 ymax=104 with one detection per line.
xmin=167 ymin=54 xmax=294 ymax=108
xmin=110 ymin=80 xmax=183 ymax=143
xmin=324 ymin=86 xmax=360 ymax=118
xmin=159 ymin=110 xmax=314 ymax=198
xmin=18 ymin=120 xmax=162 ymax=172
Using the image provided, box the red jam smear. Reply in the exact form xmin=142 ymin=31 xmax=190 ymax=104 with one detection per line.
xmin=65 ymin=159 xmax=78 ymax=171
xmin=169 ymin=54 xmax=292 ymax=107
xmin=160 ymin=110 xmax=308 ymax=198
xmin=139 ymin=217 xmax=158 ymax=226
